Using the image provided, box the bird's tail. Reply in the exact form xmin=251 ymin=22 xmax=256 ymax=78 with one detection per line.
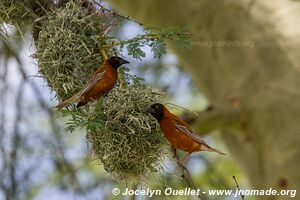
xmin=56 ymin=95 xmax=79 ymax=110
xmin=203 ymin=145 xmax=226 ymax=155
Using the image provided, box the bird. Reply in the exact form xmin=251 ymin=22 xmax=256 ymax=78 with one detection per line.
xmin=147 ymin=103 xmax=225 ymax=165
xmin=55 ymin=56 xmax=129 ymax=110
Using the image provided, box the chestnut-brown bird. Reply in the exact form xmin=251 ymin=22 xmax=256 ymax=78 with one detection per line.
xmin=147 ymin=103 xmax=225 ymax=164
xmin=56 ymin=56 xmax=129 ymax=110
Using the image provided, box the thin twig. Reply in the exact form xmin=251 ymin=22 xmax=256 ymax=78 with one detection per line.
xmin=172 ymin=147 xmax=205 ymax=200
xmin=8 ymin=79 xmax=25 ymax=199
xmin=118 ymin=69 xmax=128 ymax=88
xmin=165 ymin=102 xmax=199 ymax=116
xmin=92 ymin=0 xmax=143 ymax=26
xmin=16 ymin=61 xmax=86 ymax=197
xmin=101 ymin=32 xmax=191 ymax=49
xmin=233 ymin=176 xmax=245 ymax=200
xmin=101 ymin=34 xmax=161 ymax=49
xmin=99 ymin=48 xmax=108 ymax=60
xmin=0 ymin=57 xmax=9 ymax=199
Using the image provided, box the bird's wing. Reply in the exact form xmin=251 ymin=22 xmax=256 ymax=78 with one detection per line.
xmin=174 ymin=119 xmax=208 ymax=146
xmin=55 ymin=69 xmax=105 ymax=110
xmin=76 ymin=69 xmax=106 ymax=97
xmin=173 ymin=118 xmax=226 ymax=155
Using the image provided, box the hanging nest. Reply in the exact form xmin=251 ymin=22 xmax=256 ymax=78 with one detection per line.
xmin=0 ymin=0 xmax=50 ymax=27
xmin=86 ymin=82 xmax=167 ymax=180
xmin=35 ymin=1 xmax=117 ymax=100
xmin=33 ymin=1 xmax=168 ymax=180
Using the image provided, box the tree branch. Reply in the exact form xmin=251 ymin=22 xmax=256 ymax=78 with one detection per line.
xmin=172 ymin=147 xmax=206 ymax=200
xmin=233 ymin=176 xmax=245 ymax=200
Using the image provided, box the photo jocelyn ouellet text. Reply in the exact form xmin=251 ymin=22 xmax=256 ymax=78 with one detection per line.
xmin=112 ymin=187 xmax=297 ymax=198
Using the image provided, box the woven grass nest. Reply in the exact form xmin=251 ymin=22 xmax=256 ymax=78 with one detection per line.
xmin=86 ymin=83 xmax=167 ymax=180
xmin=0 ymin=0 xmax=48 ymax=27
xmin=35 ymin=2 xmax=168 ymax=180
xmin=35 ymin=1 xmax=116 ymax=101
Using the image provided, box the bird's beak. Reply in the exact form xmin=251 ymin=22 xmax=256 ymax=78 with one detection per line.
xmin=121 ymin=58 xmax=130 ymax=65
xmin=146 ymin=107 xmax=155 ymax=114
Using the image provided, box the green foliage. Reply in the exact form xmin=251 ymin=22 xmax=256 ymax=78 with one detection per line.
xmin=149 ymin=38 xmax=166 ymax=58
xmin=127 ymin=41 xmax=146 ymax=60
xmin=144 ymin=27 xmax=192 ymax=53
xmin=62 ymin=75 xmax=168 ymax=180
xmin=0 ymin=0 xmax=48 ymax=28
xmin=105 ymin=27 xmax=191 ymax=60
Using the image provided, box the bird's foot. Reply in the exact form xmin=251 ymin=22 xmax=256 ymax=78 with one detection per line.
xmin=177 ymin=160 xmax=185 ymax=167
xmin=171 ymin=146 xmax=177 ymax=159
